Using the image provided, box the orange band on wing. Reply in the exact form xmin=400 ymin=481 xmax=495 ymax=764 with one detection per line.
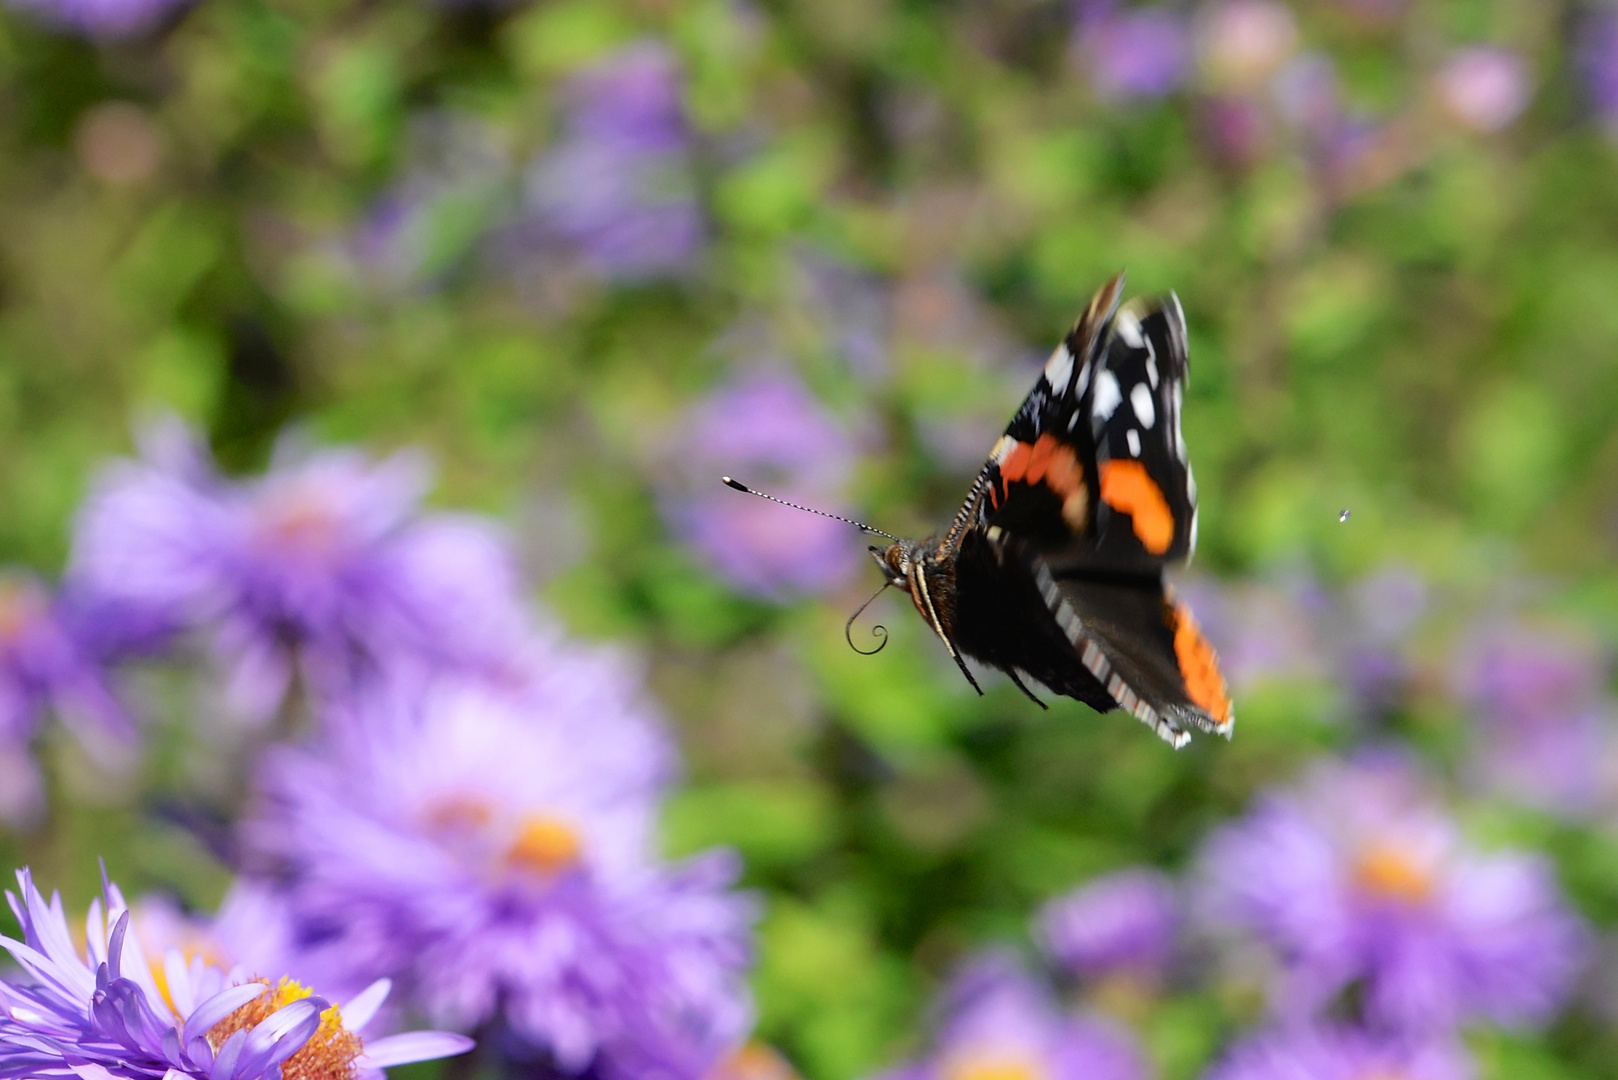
xmin=1098 ymin=459 xmax=1174 ymax=554
xmin=1170 ymin=600 xmax=1232 ymax=724
xmin=999 ymin=434 xmax=1084 ymax=498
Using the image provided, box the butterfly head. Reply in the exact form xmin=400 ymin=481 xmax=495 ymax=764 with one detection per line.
xmin=870 ymin=537 xmax=957 ymax=634
xmin=869 ymin=540 xmax=926 ymax=590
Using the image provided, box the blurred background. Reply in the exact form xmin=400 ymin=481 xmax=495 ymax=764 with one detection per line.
xmin=4 ymin=2 xmax=1618 ymax=1080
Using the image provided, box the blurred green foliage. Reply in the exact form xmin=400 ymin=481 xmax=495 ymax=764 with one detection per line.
xmin=3 ymin=2 xmax=1618 ymax=1080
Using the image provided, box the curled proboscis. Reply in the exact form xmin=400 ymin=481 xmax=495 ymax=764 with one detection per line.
xmin=845 ymin=583 xmax=891 ymax=656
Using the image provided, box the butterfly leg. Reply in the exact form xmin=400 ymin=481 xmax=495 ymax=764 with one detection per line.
xmin=947 ymin=647 xmax=985 ymax=696
xmin=1004 ymin=669 xmax=1049 ymax=710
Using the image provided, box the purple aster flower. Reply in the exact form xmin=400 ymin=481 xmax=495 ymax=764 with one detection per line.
xmin=240 ymin=658 xmax=754 ymax=1080
xmin=0 ymin=572 xmax=135 ymax=827
xmin=1434 ymin=47 xmax=1531 ymax=133
xmin=1073 ymin=2 xmax=1190 ymax=101
xmin=128 ymin=880 xmax=361 ymax=1006
xmin=1452 ymin=620 xmax=1613 ymax=817
xmin=0 ymin=573 xmax=132 ymax=744
xmin=1272 ymin=53 xmax=1408 ymax=199
xmin=664 ymin=369 xmax=864 ymax=599
xmin=525 ymin=43 xmax=703 ymax=281
xmin=0 ymin=868 xmax=471 ymax=1080
xmin=872 ymin=953 xmax=1146 ymax=1080
xmin=3 ymin=0 xmax=189 ymax=38
xmin=1310 ymin=566 xmax=1428 ymax=719
xmin=1197 ymin=95 xmax=1272 ymax=169
xmin=795 ymin=253 xmax=893 ymax=385
xmin=68 ymin=420 xmax=529 ymax=722
xmin=1205 ymin=1024 xmax=1472 ymax=1080
xmin=1196 ymin=1 xmax=1298 ymax=92
xmin=1198 ymin=750 xmax=1588 ymax=1033
xmin=1036 ymin=868 xmax=1178 ymax=985
xmin=1580 ymin=11 xmax=1618 ymax=136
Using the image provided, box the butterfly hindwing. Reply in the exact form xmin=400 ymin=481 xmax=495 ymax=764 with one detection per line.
xmin=1038 ymin=561 xmax=1233 ymax=742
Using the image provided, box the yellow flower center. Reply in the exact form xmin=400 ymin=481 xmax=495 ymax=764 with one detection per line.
xmin=506 ymin=814 xmax=582 ymax=875
xmin=1353 ymin=844 xmax=1434 ymax=905
xmin=207 ymin=978 xmax=362 ymax=1080
xmin=943 ymin=1051 xmax=1048 ymax=1080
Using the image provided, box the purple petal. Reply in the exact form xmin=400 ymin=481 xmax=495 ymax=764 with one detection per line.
xmin=356 ymin=1032 xmax=475 ymax=1068
xmin=210 ymin=1029 xmax=249 ymax=1080
xmin=184 ymin=983 xmax=268 ymax=1046
xmin=164 ymin=950 xmax=195 ymax=1018
xmin=338 ymin=980 xmax=390 ymax=1034
xmin=236 ymin=999 xmax=325 ymax=1078
xmin=105 ymin=912 xmax=129 ymax=981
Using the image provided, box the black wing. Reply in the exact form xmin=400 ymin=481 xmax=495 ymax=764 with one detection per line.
xmin=945 ymin=274 xmax=1232 ymax=745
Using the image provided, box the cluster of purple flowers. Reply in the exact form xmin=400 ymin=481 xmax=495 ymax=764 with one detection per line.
xmin=0 ymin=418 xmax=758 ymax=1080
xmin=524 ymin=44 xmax=705 ymax=283
xmin=1188 ymin=565 xmax=1618 ymax=821
xmin=916 ymin=746 xmax=1588 ymax=1080
xmin=1198 ymin=751 xmax=1586 ymax=1035
xmin=242 ymin=658 xmax=755 ymax=1080
xmin=2 ymin=0 xmax=187 ymax=37
xmin=1181 ymin=565 xmax=1430 ymax=721
xmin=874 ymin=953 xmax=1147 ymax=1080
xmin=1062 ymin=0 xmax=1553 ymax=196
xmin=0 ymin=572 xmax=134 ymax=826
xmin=662 ymin=368 xmax=865 ymax=600
xmin=68 ymin=421 xmax=530 ymax=723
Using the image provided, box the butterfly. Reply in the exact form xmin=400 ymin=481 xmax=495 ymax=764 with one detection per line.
xmin=723 ymin=273 xmax=1232 ymax=747
xmin=867 ymin=273 xmax=1231 ymax=747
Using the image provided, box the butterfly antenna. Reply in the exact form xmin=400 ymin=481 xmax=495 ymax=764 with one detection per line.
xmin=721 ymin=477 xmax=900 ymax=542
xmin=845 ymin=581 xmax=892 ymax=656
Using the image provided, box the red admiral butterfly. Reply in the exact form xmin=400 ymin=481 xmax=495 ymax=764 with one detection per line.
xmin=725 ymin=273 xmax=1232 ymax=747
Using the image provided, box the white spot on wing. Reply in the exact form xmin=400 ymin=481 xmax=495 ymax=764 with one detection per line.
xmin=1092 ymin=370 xmax=1123 ymax=422
xmin=1126 ymin=429 xmax=1141 ymax=457
xmin=1130 ymin=383 xmax=1156 ymax=430
xmin=1171 ymin=383 xmax=1186 ymax=460
xmin=1115 ymin=311 xmax=1144 ymax=348
xmin=1146 ymin=353 xmax=1159 ymax=389
xmin=1044 ymin=344 xmax=1074 ymax=396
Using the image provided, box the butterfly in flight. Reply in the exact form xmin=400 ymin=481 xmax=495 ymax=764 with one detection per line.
xmin=725 ymin=273 xmax=1232 ymax=747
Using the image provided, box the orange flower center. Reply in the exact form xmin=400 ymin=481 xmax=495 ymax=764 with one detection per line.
xmin=423 ymin=793 xmax=495 ymax=834
xmin=207 ymin=978 xmax=362 ymax=1080
xmin=506 ymin=814 xmax=582 ymax=875
xmin=943 ymin=1051 xmax=1048 ymax=1080
xmin=259 ymin=492 xmax=342 ymax=556
xmin=0 ymin=579 xmax=41 ymax=644
xmin=708 ymin=1042 xmax=800 ymax=1080
xmin=1353 ymin=844 xmax=1434 ymax=905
